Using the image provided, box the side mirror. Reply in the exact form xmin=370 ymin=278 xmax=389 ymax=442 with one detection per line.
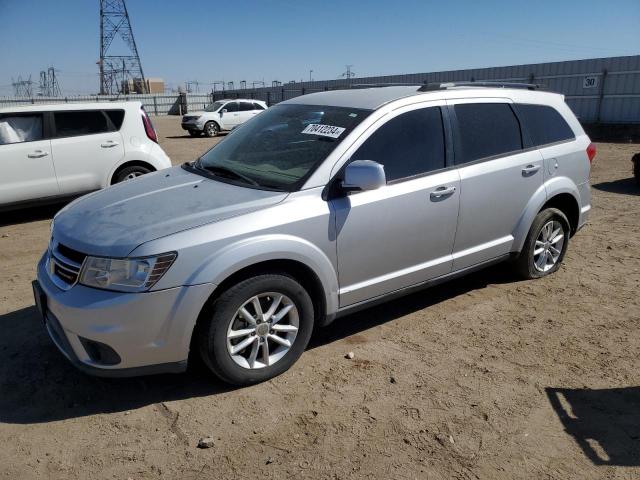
xmin=220 ymin=109 xmax=227 ymax=116
xmin=341 ymin=160 xmax=386 ymax=193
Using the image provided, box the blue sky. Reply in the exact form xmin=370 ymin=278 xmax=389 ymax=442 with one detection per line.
xmin=0 ymin=0 xmax=638 ymax=95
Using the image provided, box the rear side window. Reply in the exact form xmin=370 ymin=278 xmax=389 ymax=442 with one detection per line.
xmin=253 ymin=102 xmax=265 ymax=111
xmin=352 ymin=107 xmax=446 ymax=182
xmin=54 ymin=110 xmax=110 ymax=137
xmin=517 ymin=104 xmax=575 ymax=146
xmin=223 ymin=102 xmax=239 ymax=112
xmin=104 ymin=109 xmax=125 ymax=130
xmin=238 ymin=102 xmax=254 ymax=112
xmin=453 ymin=103 xmax=523 ymax=164
xmin=0 ymin=114 xmax=44 ymax=145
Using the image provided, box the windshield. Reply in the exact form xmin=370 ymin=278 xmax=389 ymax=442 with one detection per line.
xmin=194 ymin=104 xmax=371 ymax=190
xmin=204 ymin=101 xmax=225 ymax=112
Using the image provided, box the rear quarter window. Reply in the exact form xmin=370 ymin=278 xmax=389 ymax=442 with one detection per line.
xmin=516 ymin=104 xmax=575 ymax=146
xmin=104 ymin=109 xmax=125 ymax=130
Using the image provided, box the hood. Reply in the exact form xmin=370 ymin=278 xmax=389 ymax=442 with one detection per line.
xmin=53 ymin=166 xmax=287 ymax=257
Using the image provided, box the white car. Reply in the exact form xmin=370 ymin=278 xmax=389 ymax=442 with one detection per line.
xmin=181 ymin=99 xmax=267 ymax=137
xmin=0 ymin=101 xmax=171 ymax=210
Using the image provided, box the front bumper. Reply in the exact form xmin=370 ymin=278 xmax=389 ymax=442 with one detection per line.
xmin=181 ymin=121 xmax=203 ymax=131
xmin=35 ymin=252 xmax=216 ymax=377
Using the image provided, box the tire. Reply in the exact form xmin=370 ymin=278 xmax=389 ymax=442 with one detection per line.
xmin=198 ymin=274 xmax=314 ymax=386
xmin=113 ymin=165 xmax=152 ymax=184
xmin=514 ymin=208 xmax=571 ymax=279
xmin=633 ymin=154 xmax=640 ymax=186
xmin=188 ymin=130 xmax=201 ymax=137
xmin=203 ymin=121 xmax=219 ymax=137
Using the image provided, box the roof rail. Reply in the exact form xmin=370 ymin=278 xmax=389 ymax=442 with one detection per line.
xmin=418 ymin=81 xmax=544 ymax=92
xmin=349 ymin=82 xmax=421 ymax=88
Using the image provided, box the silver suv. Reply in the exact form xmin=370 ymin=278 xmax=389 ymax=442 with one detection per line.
xmin=33 ymin=83 xmax=594 ymax=385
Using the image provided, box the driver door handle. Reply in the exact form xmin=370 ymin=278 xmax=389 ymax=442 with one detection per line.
xmin=101 ymin=141 xmax=119 ymax=148
xmin=27 ymin=150 xmax=49 ymax=158
xmin=430 ymin=185 xmax=456 ymax=200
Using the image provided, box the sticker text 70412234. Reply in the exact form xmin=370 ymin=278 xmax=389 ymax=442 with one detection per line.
xmin=301 ymin=124 xmax=346 ymax=139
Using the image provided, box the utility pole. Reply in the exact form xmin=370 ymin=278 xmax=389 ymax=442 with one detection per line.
xmin=341 ymin=65 xmax=355 ymax=79
xmin=309 ymin=69 xmax=313 ymax=82
xmin=99 ymin=0 xmax=147 ymax=94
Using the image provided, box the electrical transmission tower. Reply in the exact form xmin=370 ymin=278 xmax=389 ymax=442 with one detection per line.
xmin=12 ymin=75 xmax=34 ymax=97
xmin=99 ymin=0 xmax=147 ymax=94
xmin=339 ymin=65 xmax=355 ymax=80
xmin=38 ymin=67 xmax=63 ymax=97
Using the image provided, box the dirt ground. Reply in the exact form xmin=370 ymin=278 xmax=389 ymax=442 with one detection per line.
xmin=1 ymin=116 xmax=639 ymax=480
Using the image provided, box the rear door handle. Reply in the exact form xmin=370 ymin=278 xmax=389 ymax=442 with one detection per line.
xmin=101 ymin=141 xmax=119 ymax=148
xmin=522 ymin=164 xmax=541 ymax=175
xmin=430 ymin=185 xmax=456 ymax=200
xmin=27 ymin=150 xmax=49 ymax=158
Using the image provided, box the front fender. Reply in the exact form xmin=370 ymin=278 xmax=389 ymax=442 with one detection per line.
xmin=186 ymin=234 xmax=339 ymax=317
xmin=512 ymin=176 xmax=580 ymax=253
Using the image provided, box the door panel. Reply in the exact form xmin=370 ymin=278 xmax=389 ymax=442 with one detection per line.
xmin=220 ymin=102 xmax=241 ymax=129
xmin=333 ymin=169 xmax=460 ymax=306
xmin=452 ymin=149 xmax=544 ymax=269
xmin=51 ymin=131 xmax=124 ymax=194
xmin=0 ymin=139 xmax=58 ymax=204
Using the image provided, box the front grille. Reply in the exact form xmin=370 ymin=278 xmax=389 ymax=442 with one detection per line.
xmin=49 ymin=242 xmax=87 ymax=290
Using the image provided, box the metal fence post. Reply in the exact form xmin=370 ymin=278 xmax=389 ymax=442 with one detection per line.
xmin=153 ymin=96 xmax=158 ymax=115
xmin=301 ymin=87 xmax=306 ymax=96
xmin=281 ymin=88 xmax=285 ymax=102
xmin=596 ymin=69 xmax=608 ymax=124
xmin=266 ymin=91 xmax=271 ymax=106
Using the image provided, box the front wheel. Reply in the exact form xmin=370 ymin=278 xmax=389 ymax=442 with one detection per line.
xmin=198 ymin=274 xmax=314 ymax=385
xmin=514 ymin=208 xmax=570 ymax=279
xmin=203 ymin=121 xmax=219 ymax=137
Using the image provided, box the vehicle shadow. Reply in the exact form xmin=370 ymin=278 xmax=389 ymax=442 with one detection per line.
xmin=0 ymin=202 xmax=66 ymax=227
xmin=592 ymin=178 xmax=639 ymax=196
xmin=546 ymin=386 xmax=640 ymax=466
xmin=0 ymin=263 xmax=518 ymax=425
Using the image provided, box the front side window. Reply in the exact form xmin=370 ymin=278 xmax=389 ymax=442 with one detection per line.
xmin=453 ymin=103 xmax=523 ymax=164
xmin=205 ymin=101 xmax=225 ymax=112
xmin=193 ymin=104 xmax=370 ymax=190
xmin=223 ymin=102 xmax=239 ymax=112
xmin=517 ymin=104 xmax=575 ymax=146
xmin=0 ymin=114 xmax=43 ymax=145
xmin=54 ymin=110 xmax=110 ymax=138
xmin=352 ymin=107 xmax=446 ymax=182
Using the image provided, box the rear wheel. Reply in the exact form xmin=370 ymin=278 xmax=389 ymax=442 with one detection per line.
xmin=113 ymin=165 xmax=152 ymax=184
xmin=515 ymin=208 xmax=570 ymax=279
xmin=203 ymin=121 xmax=219 ymax=137
xmin=198 ymin=274 xmax=314 ymax=385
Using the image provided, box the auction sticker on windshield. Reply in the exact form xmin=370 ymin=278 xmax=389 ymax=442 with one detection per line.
xmin=301 ymin=124 xmax=346 ymax=139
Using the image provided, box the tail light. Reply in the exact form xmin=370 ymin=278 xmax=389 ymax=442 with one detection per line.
xmin=586 ymin=142 xmax=596 ymax=163
xmin=141 ymin=108 xmax=158 ymax=143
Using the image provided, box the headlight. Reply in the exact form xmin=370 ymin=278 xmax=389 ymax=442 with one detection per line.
xmin=79 ymin=252 xmax=177 ymax=292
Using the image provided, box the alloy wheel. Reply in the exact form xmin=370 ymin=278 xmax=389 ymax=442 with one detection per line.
xmin=533 ymin=220 xmax=565 ymax=272
xmin=226 ymin=292 xmax=299 ymax=369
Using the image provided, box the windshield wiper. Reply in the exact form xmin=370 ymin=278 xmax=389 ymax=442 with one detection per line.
xmin=196 ymin=162 xmax=260 ymax=187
